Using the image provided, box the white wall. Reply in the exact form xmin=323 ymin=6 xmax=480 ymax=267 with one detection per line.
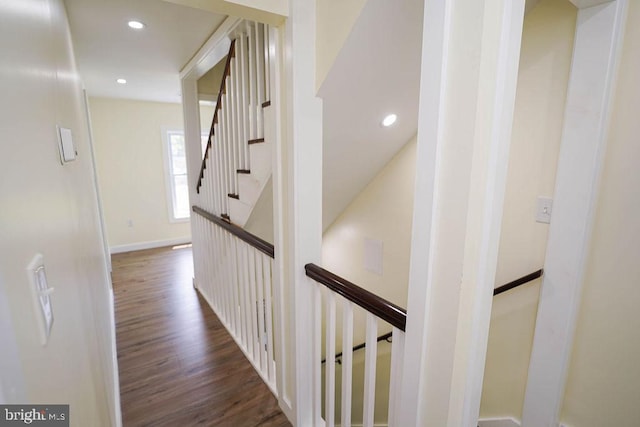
xmin=322 ymin=135 xmax=416 ymax=310
xmin=89 ymin=97 xmax=214 ymax=251
xmin=316 ymin=0 xmax=368 ymax=90
xmin=560 ymin=1 xmax=640 ymax=424
xmin=480 ymin=0 xmax=577 ymax=420
xmin=245 ymin=177 xmax=275 ymax=244
xmin=0 ymin=0 xmax=118 ymax=424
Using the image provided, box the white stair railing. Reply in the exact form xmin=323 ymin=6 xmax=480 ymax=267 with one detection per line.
xmin=306 ymin=264 xmax=406 ymax=427
xmin=196 ymin=21 xmax=271 ymax=224
xmin=192 ymin=20 xmax=278 ymax=397
xmin=192 ymin=206 xmax=278 ymax=392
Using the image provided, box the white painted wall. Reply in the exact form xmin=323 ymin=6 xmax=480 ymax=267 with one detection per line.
xmin=0 ymin=0 xmax=118 ymax=424
xmin=480 ymin=0 xmax=576 ymax=420
xmin=322 ymin=136 xmax=416 ymax=310
xmin=559 ymin=1 xmax=640 ymax=424
xmin=244 ymin=177 xmax=275 ymax=243
xmin=89 ymin=97 xmax=214 ymax=251
xmin=315 ymin=0 xmax=368 ymax=91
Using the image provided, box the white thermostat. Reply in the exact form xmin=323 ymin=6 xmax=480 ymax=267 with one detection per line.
xmin=26 ymin=254 xmax=54 ymax=346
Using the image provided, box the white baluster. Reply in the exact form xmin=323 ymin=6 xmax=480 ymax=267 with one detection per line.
xmin=220 ymin=106 xmax=229 ymax=209
xmin=264 ymin=24 xmax=270 ymax=103
xmin=223 ymin=231 xmax=233 ymax=329
xmin=341 ymin=299 xmax=354 ymax=427
xmin=247 ymin=243 xmax=260 ymax=362
xmin=325 ymin=291 xmax=336 ymax=427
xmin=255 ymin=250 xmax=266 ymax=373
xmin=363 ymin=314 xmax=378 ymax=427
xmin=246 ymin=23 xmax=256 ymax=142
xmin=239 ymin=32 xmax=251 ymax=170
xmin=264 ymin=255 xmax=276 ymax=385
xmin=229 ymin=55 xmax=239 ymax=188
xmin=254 ymin=22 xmax=264 ymax=139
xmin=242 ymin=241 xmax=254 ymax=355
xmin=387 ymin=328 xmax=405 ymax=427
xmin=234 ymin=37 xmax=245 ymax=171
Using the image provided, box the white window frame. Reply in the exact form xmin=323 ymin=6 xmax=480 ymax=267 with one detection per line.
xmin=162 ymin=128 xmax=209 ymax=223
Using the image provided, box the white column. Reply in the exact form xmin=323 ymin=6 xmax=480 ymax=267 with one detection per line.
xmin=522 ymin=2 xmax=628 ymax=425
xmin=284 ymin=0 xmax=323 ymax=424
xmin=267 ymin=24 xmax=293 ymax=419
xmin=180 ymin=77 xmax=202 ymax=209
xmin=398 ymin=0 xmax=525 ymax=425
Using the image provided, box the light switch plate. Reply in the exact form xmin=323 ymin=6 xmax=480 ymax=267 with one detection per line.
xmin=57 ymin=126 xmax=76 ymax=163
xmin=536 ymin=197 xmax=553 ymax=224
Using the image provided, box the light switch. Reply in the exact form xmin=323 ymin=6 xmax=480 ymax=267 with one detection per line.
xmin=536 ymin=197 xmax=553 ymax=224
xmin=57 ymin=126 xmax=76 ymax=163
xmin=26 ymin=254 xmax=54 ymax=346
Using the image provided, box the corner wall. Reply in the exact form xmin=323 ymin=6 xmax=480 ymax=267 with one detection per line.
xmin=560 ymin=1 xmax=640 ymax=424
xmin=0 ymin=0 xmax=118 ymax=424
xmin=480 ymin=0 xmax=577 ymax=420
xmin=89 ymin=97 xmax=214 ymax=252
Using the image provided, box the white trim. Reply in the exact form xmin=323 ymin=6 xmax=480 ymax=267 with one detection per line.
xmin=180 ymin=17 xmax=241 ymax=80
xmin=284 ymin=0 xmax=324 ymax=424
xmin=161 ymin=128 xmax=191 ymax=222
xmin=459 ymin=1 xmax=525 ymax=424
xmin=398 ymin=0 xmax=452 ymax=422
xmin=109 ymin=237 xmax=191 ymax=254
xmin=108 ymin=289 xmax=123 ymax=427
xmin=82 ymin=89 xmax=112 ymax=273
xmin=522 ymin=1 xmax=628 ymax=425
xmin=267 ymin=24 xmax=295 ymax=421
xmin=477 ymin=417 xmax=521 ymax=427
xmin=399 ymin=0 xmax=525 ymax=425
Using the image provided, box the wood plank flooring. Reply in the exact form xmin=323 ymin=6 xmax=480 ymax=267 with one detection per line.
xmin=112 ymin=245 xmax=290 ymax=427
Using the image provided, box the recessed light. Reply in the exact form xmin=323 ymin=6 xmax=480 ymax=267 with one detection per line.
xmin=116 ymin=78 xmax=127 ymax=84
xmin=127 ymin=20 xmax=145 ymax=30
xmin=382 ymin=114 xmax=397 ymax=127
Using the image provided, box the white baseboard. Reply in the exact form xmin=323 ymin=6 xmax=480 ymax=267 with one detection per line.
xmin=110 ymin=237 xmax=191 ymax=254
xmin=478 ymin=417 xmax=521 ymax=427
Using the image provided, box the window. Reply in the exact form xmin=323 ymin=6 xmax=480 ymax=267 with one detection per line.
xmin=163 ymin=130 xmax=209 ymax=222
xmin=164 ymin=131 xmax=190 ymax=221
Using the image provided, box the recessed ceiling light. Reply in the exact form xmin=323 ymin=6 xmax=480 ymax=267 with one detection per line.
xmin=127 ymin=20 xmax=145 ymax=30
xmin=116 ymin=78 xmax=127 ymax=84
xmin=382 ymin=114 xmax=397 ymax=127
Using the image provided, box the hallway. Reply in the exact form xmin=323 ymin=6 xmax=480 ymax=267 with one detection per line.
xmin=112 ymin=246 xmax=290 ymax=426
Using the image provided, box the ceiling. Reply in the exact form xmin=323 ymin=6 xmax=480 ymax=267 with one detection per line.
xmin=319 ymin=0 xmax=424 ymax=229
xmin=64 ymin=0 xmax=227 ymax=104
xmin=320 ymin=0 xmax=545 ymax=229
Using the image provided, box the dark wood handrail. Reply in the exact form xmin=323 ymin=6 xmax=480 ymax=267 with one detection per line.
xmin=304 ymin=263 xmax=407 ymax=331
xmin=192 ymin=205 xmax=274 ymax=258
xmin=493 ymin=269 xmax=543 ymax=296
xmin=196 ymin=39 xmax=237 ymax=194
xmin=320 ymin=268 xmax=544 ymax=364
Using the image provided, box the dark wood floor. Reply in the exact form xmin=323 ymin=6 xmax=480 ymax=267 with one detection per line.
xmin=112 ymin=245 xmax=290 ymax=427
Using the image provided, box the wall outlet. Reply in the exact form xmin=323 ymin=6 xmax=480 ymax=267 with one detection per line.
xmin=536 ymin=197 xmax=553 ymax=224
xmin=127 ymin=219 xmax=133 ymax=227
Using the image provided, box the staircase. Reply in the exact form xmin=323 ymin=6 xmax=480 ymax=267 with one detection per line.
xmin=196 ymin=21 xmax=273 ymax=227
